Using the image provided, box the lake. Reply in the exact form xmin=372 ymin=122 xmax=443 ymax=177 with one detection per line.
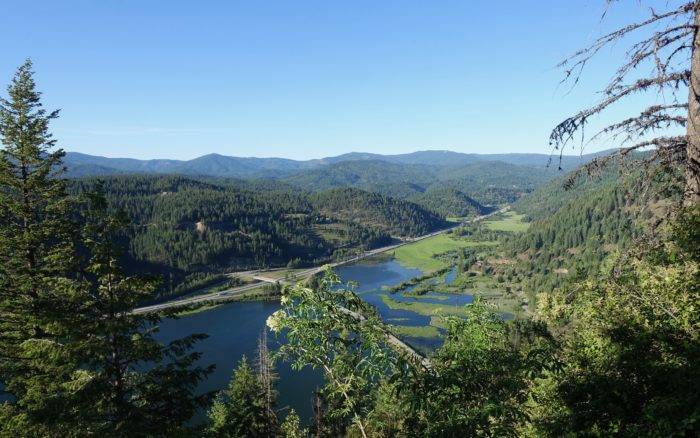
xmin=156 ymin=258 xmax=472 ymax=425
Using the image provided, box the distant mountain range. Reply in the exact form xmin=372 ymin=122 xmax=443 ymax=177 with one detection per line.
xmin=63 ymin=149 xmax=612 ymax=179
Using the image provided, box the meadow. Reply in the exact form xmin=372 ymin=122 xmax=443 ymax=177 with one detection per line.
xmin=484 ymin=211 xmax=530 ymax=232
xmin=393 ymin=234 xmax=497 ymax=272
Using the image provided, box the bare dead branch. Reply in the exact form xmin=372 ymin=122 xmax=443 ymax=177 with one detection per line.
xmin=607 ymin=25 xmax=694 ymax=93
xmin=551 ymin=71 xmax=690 ymax=156
xmin=589 ymin=103 xmax=688 ymax=145
xmin=559 ymin=2 xmax=695 ymax=87
xmin=563 ymin=135 xmax=687 ymax=189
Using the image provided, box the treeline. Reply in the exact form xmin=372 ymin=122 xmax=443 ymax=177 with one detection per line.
xmin=264 ymin=204 xmax=699 ymax=436
xmin=310 ymin=187 xmax=447 ymax=237
xmin=69 ymin=176 xmax=442 ymax=297
xmin=283 ymin=158 xmax=558 ymax=211
xmin=501 ymin=166 xmax=666 ymax=295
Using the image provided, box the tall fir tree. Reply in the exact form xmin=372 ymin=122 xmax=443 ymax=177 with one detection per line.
xmin=207 ymin=356 xmax=270 ymax=437
xmin=0 ymin=59 xmax=88 ymax=435
xmin=0 ymin=61 xmax=213 ymax=436
xmin=70 ymin=187 xmax=213 ymax=436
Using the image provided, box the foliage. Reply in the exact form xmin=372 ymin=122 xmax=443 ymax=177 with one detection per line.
xmin=207 ymin=356 xmax=269 ymax=437
xmin=386 ymin=302 xmax=555 ymax=437
xmin=529 ymin=207 xmax=700 ymax=437
xmin=280 ymin=409 xmax=306 ymax=438
xmin=269 ymin=269 xmax=400 ymax=437
xmin=0 ymin=59 xmax=89 ymax=436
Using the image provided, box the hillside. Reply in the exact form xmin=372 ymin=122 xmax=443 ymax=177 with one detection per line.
xmin=63 ymin=149 xmax=611 ymax=179
xmin=284 ymin=160 xmax=434 ymax=198
xmin=284 ymin=159 xmax=561 ymax=207
xmin=408 ymin=186 xmax=490 ymax=218
xmin=503 ymin=164 xmax=672 ymax=297
xmin=311 ymin=187 xmax=447 ymax=237
xmin=68 ymin=175 xmax=445 ymax=297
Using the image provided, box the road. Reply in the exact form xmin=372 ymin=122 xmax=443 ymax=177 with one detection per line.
xmin=132 ymin=206 xmax=509 ymax=315
xmin=132 ymin=206 xmax=509 ymax=366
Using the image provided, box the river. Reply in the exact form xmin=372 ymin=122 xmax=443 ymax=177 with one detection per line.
xmin=156 ymin=257 xmax=472 ymax=425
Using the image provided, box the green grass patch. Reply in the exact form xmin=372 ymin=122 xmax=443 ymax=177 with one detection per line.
xmin=393 ymin=234 xmax=495 ymax=272
xmin=390 ymin=324 xmax=441 ymax=339
xmin=429 ymin=316 xmax=451 ymax=330
xmin=381 ymin=294 xmax=466 ymax=317
xmin=484 ymin=211 xmax=529 ymax=232
xmin=409 ymin=293 xmax=450 ymax=301
xmin=175 ymin=303 xmax=222 ymax=316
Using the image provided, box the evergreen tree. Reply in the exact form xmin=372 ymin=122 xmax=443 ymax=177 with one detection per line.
xmin=280 ymin=409 xmax=305 ymax=438
xmin=71 ymin=187 xmax=213 ymax=436
xmin=207 ymin=356 xmax=269 ymax=437
xmin=0 ymin=61 xmax=213 ymax=436
xmin=0 ymin=59 xmax=87 ymax=435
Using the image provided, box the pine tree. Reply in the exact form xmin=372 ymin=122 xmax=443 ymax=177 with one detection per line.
xmin=0 ymin=61 xmax=213 ymax=436
xmin=280 ymin=409 xmax=305 ymax=438
xmin=70 ymin=187 xmax=213 ymax=436
xmin=0 ymin=59 xmax=88 ymax=435
xmin=207 ymin=356 xmax=269 ymax=437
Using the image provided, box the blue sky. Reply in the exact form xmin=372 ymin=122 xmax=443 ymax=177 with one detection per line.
xmin=1 ymin=1 xmax=668 ymax=160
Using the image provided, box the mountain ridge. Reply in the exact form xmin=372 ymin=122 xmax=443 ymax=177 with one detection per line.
xmin=64 ymin=149 xmax=614 ymax=179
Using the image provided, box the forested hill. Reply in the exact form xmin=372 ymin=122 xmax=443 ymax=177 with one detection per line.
xmin=63 ymin=150 xmax=613 ymax=220
xmin=311 ymin=187 xmax=447 ymax=237
xmin=63 ymin=149 xmax=612 ymax=179
xmin=282 ymin=159 xmax=562 ymax=207
xmin=407 ymin=186 xmax=490 ymax=218
xmin=68 ymin=175 xmax=445 ymax=297
xmin=505 ymin=165 xmax=672 ymax=296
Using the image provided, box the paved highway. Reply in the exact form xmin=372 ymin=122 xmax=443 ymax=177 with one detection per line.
xmin=132 ymin=206 xmax=508 ymax=315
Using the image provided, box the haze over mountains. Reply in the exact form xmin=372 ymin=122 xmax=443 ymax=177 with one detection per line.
xmin=64 ymin=149 xmax=611 ymax=179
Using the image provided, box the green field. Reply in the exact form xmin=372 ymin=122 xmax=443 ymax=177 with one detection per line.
xmin=390 ymin=324 xmax=441 ymax=339
xmin=484 ymin=211 xmax=530 ymax=232
xmin=393 ymin=234 xmax=496 ymax=272
xmin=175 ymin=303 xmax=222 ymax=316
xmin=380 ymin=294 xmax=467 ymax=317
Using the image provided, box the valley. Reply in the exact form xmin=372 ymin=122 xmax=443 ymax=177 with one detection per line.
xmin=3 ymin=2 xmax=699 ymax=434
xmin=63 ymin=148 xmax=664 ymax=429
xmin=152 ymin=208 xmax=533 ymax=422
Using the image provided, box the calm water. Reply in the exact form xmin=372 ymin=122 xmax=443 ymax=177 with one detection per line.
xmin=156 ymin=258 xmax=473 ymax=425
xmin=335 ymin=260 xmax=473 ymax=352
xmin=156 ymin=300 xmax=322 ymax=425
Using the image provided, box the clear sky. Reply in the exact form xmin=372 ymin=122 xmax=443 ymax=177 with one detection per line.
xmin=1 ymin=0 xmax=667 ymax=160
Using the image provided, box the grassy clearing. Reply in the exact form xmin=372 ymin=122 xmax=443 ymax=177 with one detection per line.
xmin=175 ymin=303 xmax=222 ymax=316
xmin=390 ymin=324 xmax=441 ymax=339
xmin=258 ymin=269 xmax=305 ymax=281
xmin=381 ymin=294 xmax=466 ymax=317
xmin=484 ymin=211 xmax=529 ymax=232
xmin=393 ymin=234 xmax=495 ymax=272
xmin=407 ymin=293 xmax=450 ymax=301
